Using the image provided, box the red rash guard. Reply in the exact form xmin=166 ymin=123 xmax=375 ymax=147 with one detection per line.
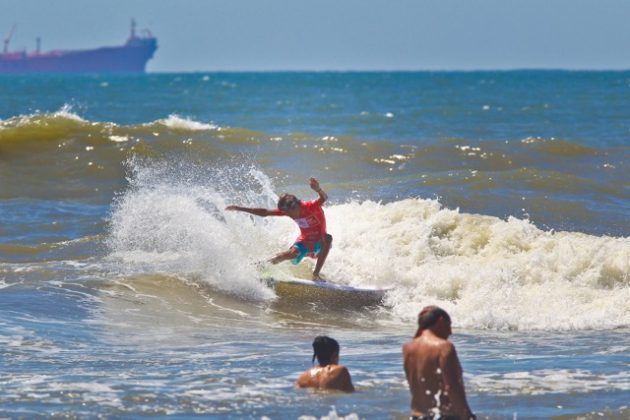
xmin=274 ymin=199 xmax=326 ymax=250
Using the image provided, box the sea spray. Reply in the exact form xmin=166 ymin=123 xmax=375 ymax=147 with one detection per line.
xmin=107 ymin=157 xmax=278 ymax=300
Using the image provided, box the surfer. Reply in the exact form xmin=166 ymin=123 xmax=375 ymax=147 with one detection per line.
xmin=225 ymin=177 xmax=332 ymax=281
xmin=402 ymin=306 xmax=475 ymax=420
xmin=296 ymin=336 xmax=354 ymax=393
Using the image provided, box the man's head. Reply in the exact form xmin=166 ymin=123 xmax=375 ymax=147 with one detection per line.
xmin=278 ymin=194 xmax=300 ymax=215
xmin=312 ymin=336 xmax=340 ymax=366
xmin=414 ymin=305 xmax=452 ymax=339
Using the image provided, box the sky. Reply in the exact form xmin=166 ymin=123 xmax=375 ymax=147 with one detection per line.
xmin=2 ymin=0 xmax=630 ymax=72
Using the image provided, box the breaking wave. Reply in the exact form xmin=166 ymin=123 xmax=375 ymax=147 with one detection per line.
xmin=106 ymin=158 xmax=630 ymax=331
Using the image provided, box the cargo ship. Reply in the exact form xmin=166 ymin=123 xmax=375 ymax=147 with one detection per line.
xmin=0 ymin=20 xmax=157 ymax=73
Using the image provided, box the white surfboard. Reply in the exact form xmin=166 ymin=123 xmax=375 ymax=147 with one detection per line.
xmin=261 ymin=275 xmax=389 ymax=307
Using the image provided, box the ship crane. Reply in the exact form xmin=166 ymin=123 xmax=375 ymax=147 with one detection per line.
xmin=3 ymin=24 xmax=16 ymax=54
xmin=129 ymin=18 xmax=136 ymax=40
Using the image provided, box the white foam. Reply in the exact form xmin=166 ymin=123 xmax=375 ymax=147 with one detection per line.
xmin=299 ymin=406 xmax=360 ymax=420
xmin=108 ymin=159 xmax=276 ymax=300
xmin=1 ymin=104 xmax=86 ymax=128
xmin=158 ymin=114 xmax=218 ymax=131
xmin=470 ymin=368 xmax=630 ymax=395
xmin=109 ymin=135 xmax=129 ymax=143
xmin=0 ymin=279 xmax=16 ymax=289
xmin=51 ymin=104 xmax=86 ymax=122
xmin=319 ymin=199 xmax=630 ymax=331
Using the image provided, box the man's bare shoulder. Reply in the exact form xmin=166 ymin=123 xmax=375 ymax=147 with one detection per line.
xmin=439 ymin=340 xmax=459 ymax=360
xmin=325 ymin=364 xmax=349 ymax=378
xmin=322 ymin=365 xmax=354 ymax=392
xmin=296 ymin=370 xmax=315 ymax=388
xmin=404 ymin=336 xmax=450 ymax=349
xmin=405 ymin=336 xmax=455 ymax=363
xmin=439 ymin=339 xmax=456 ymax=353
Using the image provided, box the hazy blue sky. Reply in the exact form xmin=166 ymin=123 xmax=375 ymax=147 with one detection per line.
xmin=2 ymin=0 xmax=630 ymax=71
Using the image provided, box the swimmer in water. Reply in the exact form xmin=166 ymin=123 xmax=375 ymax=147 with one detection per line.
xmin=402 ymin=306 xmax=475 ymax=420
xmin=296 ymin=336 xmax=354 ymax=393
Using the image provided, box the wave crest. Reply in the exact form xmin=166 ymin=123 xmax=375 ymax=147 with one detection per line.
xmin=155 ymin=114 xmax=219 ymax=131
xmin=322 ymin=199 xmax=630 ymax=331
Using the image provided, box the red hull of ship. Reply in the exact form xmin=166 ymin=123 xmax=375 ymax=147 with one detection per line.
xmin=0 ymin=26 xmax=157 ymax=74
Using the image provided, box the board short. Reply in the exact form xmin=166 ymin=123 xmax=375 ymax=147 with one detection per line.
xmin=291 ymin=241 xmax=321 ymax=264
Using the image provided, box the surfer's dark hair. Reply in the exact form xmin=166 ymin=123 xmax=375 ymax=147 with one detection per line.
xmin=414 ymin=306 xmax=451 ymax=338
xmin=312 ymin=336 xmax=340 ymax=366
xmin=277 ymin=194 xmax=300 ymax=211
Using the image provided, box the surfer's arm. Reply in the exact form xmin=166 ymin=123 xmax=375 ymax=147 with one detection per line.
xmin=309 ymin=177 xmax=328 ymax=204
xmin=225 ymin=205 xmax=278 ymax=217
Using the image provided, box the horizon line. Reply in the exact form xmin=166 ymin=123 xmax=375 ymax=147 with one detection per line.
xmin=146 ymin=68 xmax=630 ymax=73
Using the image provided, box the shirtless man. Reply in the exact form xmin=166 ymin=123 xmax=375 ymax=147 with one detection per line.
xmin=402 ymin=306 xmax=475 ymax=420
xmin=225 ymin=177 xmax=332 ymax=281
xmin=296 ymin=336 xmax=354 ymax=393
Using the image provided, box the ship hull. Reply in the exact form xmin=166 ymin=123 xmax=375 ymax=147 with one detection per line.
xmin=0 ymin=41 xmax=157 ymax=74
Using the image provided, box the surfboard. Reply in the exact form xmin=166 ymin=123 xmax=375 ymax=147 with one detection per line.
xmin=261 ymin=275 xmax=389 ymax=307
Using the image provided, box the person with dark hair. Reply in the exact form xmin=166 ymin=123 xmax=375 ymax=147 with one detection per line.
xmin=403 ymin=306 xmax=475 ymax=420
xmin=225 ymin=177 xmax=332 ymax=281
xmin=296 ymin=336 xmax=354 ymax=392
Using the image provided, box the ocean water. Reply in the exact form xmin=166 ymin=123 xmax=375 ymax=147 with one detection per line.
xmin=0 ymin=72 xmax=629 ymax=418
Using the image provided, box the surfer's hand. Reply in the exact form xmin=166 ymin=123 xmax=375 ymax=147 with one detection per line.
xmin=225 ymin=205 xmax=239 ymax=211
xmin=309 ymin=177 xmax=321 ymax=191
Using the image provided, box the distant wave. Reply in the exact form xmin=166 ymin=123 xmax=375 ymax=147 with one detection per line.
xmin=1 ymin=109 xmax=628 ymax=237
xmin=155 ymin=114 xmax=219 ymax=131
xmin=0 ymin=107 xmax=220 ymax=136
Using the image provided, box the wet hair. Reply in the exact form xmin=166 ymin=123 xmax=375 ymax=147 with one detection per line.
xmin=277 ymin=194 xmax=300 ymax=211
xmin=311 ymin=336 xmax=340 ymax=366
xmin=414 ymin=305 xmax=451 ymax=338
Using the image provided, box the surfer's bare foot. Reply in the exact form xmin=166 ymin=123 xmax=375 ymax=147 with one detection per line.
xmin=312 ymin=273 xmax=325 ymax=282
